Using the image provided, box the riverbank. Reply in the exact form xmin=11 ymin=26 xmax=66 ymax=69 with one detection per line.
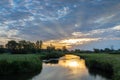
xmin=40 ymin=52 xmax=65 ymax=60
xmin=76 ymin=54 xmax=120 ymax=80
xmin=0 ymin=54 xmax=42 ymax=75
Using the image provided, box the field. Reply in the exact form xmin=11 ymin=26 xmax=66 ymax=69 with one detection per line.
xmin=0 ymin=54 xmax=42 ymax=75
xmin=76 ymin=53 xmax=120 ymax=80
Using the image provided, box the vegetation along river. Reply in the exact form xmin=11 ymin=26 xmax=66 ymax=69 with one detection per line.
xmin=0 ymin=54 xmax=111 ymax=80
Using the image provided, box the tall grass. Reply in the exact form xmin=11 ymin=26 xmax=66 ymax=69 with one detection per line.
xmin=76 ymin=53 xmax=120 ymax=80
xmin=0 ymin=54 xmax=42 ymax=75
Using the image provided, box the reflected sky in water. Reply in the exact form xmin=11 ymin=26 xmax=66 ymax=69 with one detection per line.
xmin=31 ymin=54 xmax=109 ymax=80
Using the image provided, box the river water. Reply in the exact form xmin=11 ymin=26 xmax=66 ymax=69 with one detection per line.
xmin=31 ymin=54 xmax=110 ymax=80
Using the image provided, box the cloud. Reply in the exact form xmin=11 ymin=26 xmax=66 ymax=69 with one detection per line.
xmin=43 ymin=38 xmax=100 ymax=49
xmin=0 ymin=27 xmax=20 ymax=44
xmin=112 ymin=25 xmax=120 ymax=30
xmin=0 ymin=28 xmax=20 ymax=38
xmin=72 ymin=25 xmax=120 ymax=38
xmin=93 ymin=14 xmax=116 ymax=25
xmin=0 ymin=0 xmax=120 ymax=49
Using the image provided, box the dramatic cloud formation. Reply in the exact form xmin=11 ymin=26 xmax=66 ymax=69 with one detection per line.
xmin=0 ymin=0 xmax=120 ymax=49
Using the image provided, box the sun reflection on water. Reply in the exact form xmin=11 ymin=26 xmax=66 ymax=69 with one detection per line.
xmin=58 ymin=54 xmax=88 ymax=75
xmin=59 ymin=54 xmax=86 ymax=68
xmin=68 ymin=61 xmax=79 ymax=67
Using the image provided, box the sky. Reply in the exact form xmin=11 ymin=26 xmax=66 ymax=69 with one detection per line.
xmin=0 ymin=0 xmax=120 ymax=50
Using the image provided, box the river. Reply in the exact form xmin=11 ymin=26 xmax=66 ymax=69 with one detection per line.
xmin=31 ymin=54 xmax=110 ymax=80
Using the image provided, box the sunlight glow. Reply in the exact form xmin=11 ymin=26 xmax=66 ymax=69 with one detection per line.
xmin=60 ymin=38 xmax=99 ymax=45
xmin=58 ymin=54 xmax=88 ymax=75
xmin=67 ymin=61 xmax=79 ymax=67
xmin=59 ymin=54 xmax=86 ymax=68
xmin=43 ymin=38 xmax=100 ymax=49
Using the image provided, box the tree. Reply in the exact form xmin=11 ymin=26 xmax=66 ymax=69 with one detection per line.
xmin=62 ymin=46 xmax=68 ymax=53
xmin=17 ymin=40 xmax=36 ymax=54
xmin=39 ymin=40 xmax=43 ymax=49
xmin=104 ymin=48 xmax=111 ymax=52
xmin=47 ymin=44 xmax=55 ymax=53
xmin=36 ymin=40 xmax=43 ymax=53
xmin=6 ymin=40 xmax=18 ymax=50
xmin=93 ymin=48 xmax=100 ymax=53
xmin=0 ymin=45 xmax=5 ymax=53
xmin=18 ymin=40 xmax=27 ymax=49
xmin=6 ymin=40 xmax=18 ymax=54
xmin=75 ymin=49 xmax=81 ymax=53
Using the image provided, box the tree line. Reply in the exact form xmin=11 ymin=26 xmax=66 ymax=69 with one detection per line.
xmin=74 ymin=48 xmax=120 ymax=54
xmin=0 ymin=40 xmax=68 ymax=54
xmin=0 ymin=40 xmax=120 ymax=54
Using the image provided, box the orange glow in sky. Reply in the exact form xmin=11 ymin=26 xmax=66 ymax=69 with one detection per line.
xmin=42 ymin=38 xmax=100 ymax=49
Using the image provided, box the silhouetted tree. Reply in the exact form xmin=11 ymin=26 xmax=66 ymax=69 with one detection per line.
xmin=0 ymin=45 xmax=5 ymax=53
xmin=93 ymin=48 xmax=100 ymax=53
xmin=118 ymin=49 xmax=120 ymax=51
xmin=39 ymin=40 xmax=43 ymax=49
xmin=5 ymin=40 xmax=39 ymax=54
xmin=17 ymin=40 xmax=36 ymax=54
xmin=18 ymin=40 xmax=27 ymax=49
xmin=6 ymin=40 xmax=18 ymax=49
xmin=6 ymin=40 xmax=18 ymax=54
xmin=104 ymin=48 xmax=111 ymax=52
xmin=47 ymin=44 xmax=55 ymax=53
xmin=62 ymin=46 xmax=68 ymax=53
xmin=36 ymin=40 xmax=43 ymax=53
xmin=75 ymin=49 xmax=81 ymax=53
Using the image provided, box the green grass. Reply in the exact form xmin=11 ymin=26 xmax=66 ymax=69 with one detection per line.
xmin=0 ymin=54 xmax=42 ymax=75
xmin=76 ymin=53 xmax=120 ymax=80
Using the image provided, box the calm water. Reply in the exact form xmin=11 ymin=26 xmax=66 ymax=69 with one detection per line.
xmin=31 ymin=54 xmax=110 ymax=80
xmin=0 ymin=54 xmax=110 ymax=80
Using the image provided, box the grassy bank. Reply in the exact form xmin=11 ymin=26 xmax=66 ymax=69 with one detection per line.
xmin=40 ymin=52 xmax=65 ymax=60
xmin=0 ymin=54 xmax=42 ymax=75
xmin=76 ymin=53 xmax=120 ymax=80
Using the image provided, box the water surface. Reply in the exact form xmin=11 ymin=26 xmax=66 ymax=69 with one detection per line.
xmin=31 ymin=54 xmax=110 ymax=80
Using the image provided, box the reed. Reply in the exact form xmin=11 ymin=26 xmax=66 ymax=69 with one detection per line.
xmin=0 ymin=54 xmax=42 ymax=75
xmin=77 ymin=54 xmax=120 ymax=80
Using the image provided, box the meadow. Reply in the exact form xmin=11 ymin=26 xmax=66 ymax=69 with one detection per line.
xmin=76 ymin=53 xmax=120 ymax=80
xmin=0 ymin=54 xmax=42 ymax=75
